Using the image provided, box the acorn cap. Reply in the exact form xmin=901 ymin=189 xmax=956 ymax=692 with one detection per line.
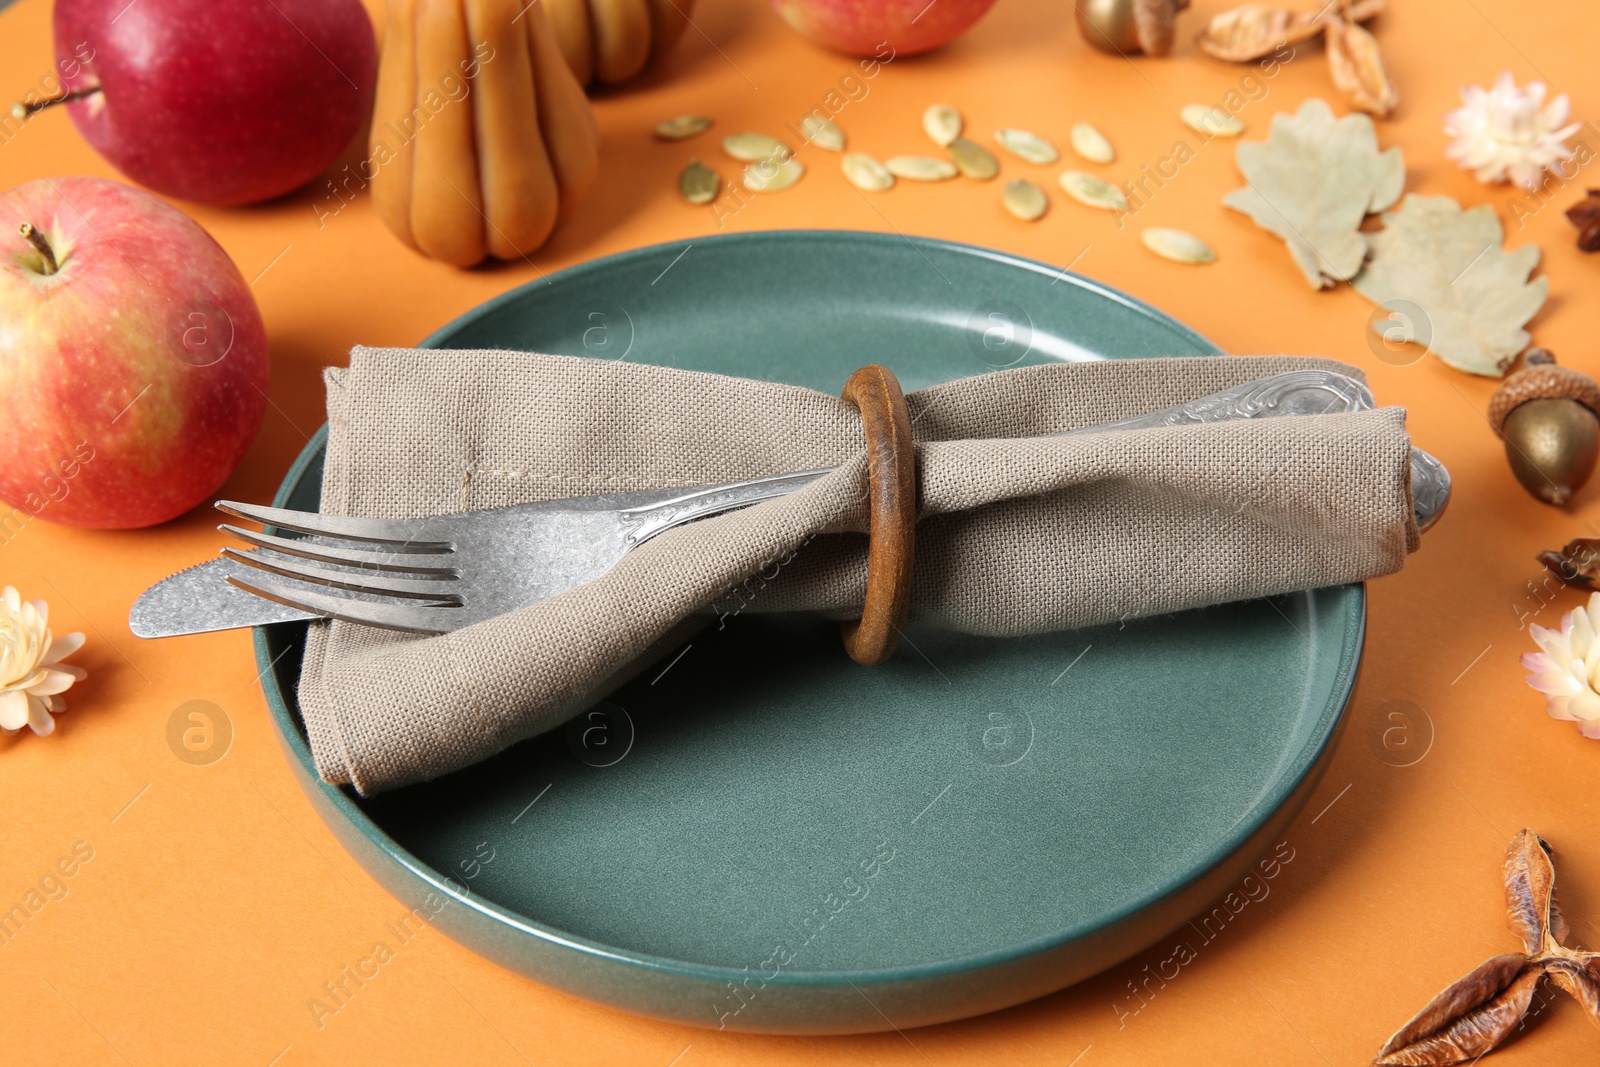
xmin=1487 ymin=349 xmax=1600 ymax=438
xmin=1133 ymin=0 xmax=1190 ymax=55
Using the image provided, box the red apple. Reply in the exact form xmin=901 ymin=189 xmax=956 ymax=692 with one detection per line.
xmin=768 ymin=0 xmax=998 ymax=56
xmin=0 ymin=177 xmax=268 ymax=528
xmin=50 ymin=0 xmax=377 ymax=206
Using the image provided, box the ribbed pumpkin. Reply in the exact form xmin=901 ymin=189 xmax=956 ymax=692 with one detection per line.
xmin=370 ymin=0 xmax=600 ymax=267
xmin=544 ymin=0 xmax=696 ymax=87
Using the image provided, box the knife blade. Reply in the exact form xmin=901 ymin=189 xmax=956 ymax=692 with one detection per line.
xmin=130 ymin=555 xmax=321 ymax=637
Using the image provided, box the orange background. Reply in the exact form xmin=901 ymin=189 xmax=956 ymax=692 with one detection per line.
xmin=2 ymin=0 xmax=1598 ymax=1062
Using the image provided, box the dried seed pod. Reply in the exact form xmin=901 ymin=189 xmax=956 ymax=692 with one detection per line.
xmin=1195 ymin=0 xmax=1385 ymax=62
xmin=1324 ymin=15 xmax=1398 ymax=117
xmin=1567 ymin=189 xmax=1600 ymax=252
xmin=1488 ymin=349 xmax=1600 ymax=506
xmin=1075 ymin=0 xmax=1191 ymax=56
xmin=1538 ymin=537 xmax=1600 ymax=587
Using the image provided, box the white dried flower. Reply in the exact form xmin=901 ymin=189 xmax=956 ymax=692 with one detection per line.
xmin=1443 ymin=72 xmax=1580 ymax=191
xmin=1522 ymin=592 xmax=1600 ymax=738
xmin=0 ymin=586 xmax=86 ymax=737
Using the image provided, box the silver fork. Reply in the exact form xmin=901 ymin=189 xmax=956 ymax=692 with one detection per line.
xmin=217 ymin=369 xmax=1451 ymax=634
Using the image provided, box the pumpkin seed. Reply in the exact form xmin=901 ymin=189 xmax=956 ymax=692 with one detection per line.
xmin=995 ymin=128 xmax=1059 ymax=165
xmin=885 ymin=155 xmax=958 ymax=181
xmin=1069 ymin=122 xmax=1115 ymax=163
xmin=949 ymin=138 xmax=998 ymax=180
xmin=679 ymin=159 xmax=720 ymax=204
xmin=799 ymin=115 xmax=845 ymax=152
xmin=1179 ymin=104 xmax=1244 ymax=138
xmin=841 ymin=153 xmax=894 ymax=191
xmin=723 ymin=132 xmax=792 ymax=162
xmin=923 ymin=104 xmax=962 ymax=147
xmin=742 ymin=157 xmax=805 ymax=193
xmin=1002 ymin=179 xmax=1048 ymax=221
xmin=1142 ymin=227 xmax=1217 ymax=264
xmin=1058 ymin=170 xmax=1129 ymax=212
xmin=655 ymin=115 xmax=714 ymax=141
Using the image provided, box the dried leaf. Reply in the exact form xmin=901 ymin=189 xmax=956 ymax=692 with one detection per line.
xmin=1196 ymin=0 xmax=1385 ymax=62
xmin=1325 ymin=16 xmax=1398 ymax=117
xmin=1545 ymin=955 xmax=1600 ymax=1024
xmin=1376 ymin=954 xmax=1540 ymax=1066
xmin=1505 ymin=829 xmax=1566 ymax=954
xmin=1353 ymin=195 xmax=1547 ymax=377
xmin=1222 ymin=98 xmax=1404 ymax=288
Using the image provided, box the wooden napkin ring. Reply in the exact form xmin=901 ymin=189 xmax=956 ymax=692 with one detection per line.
xmin=838 ymin=364 xmax=917 ymax=666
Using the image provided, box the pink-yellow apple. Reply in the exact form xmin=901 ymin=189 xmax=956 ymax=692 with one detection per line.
xmin=52 ymin=0 xmax=378 ymax=206
xmin=768 ymin=0 xmax=998 ymax=56
xmin=0 ymin=177 xmax=268 ymax=528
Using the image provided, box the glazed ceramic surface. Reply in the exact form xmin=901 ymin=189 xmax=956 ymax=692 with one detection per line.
xmin=256 ymin=231 xmax=1362 ymax=1033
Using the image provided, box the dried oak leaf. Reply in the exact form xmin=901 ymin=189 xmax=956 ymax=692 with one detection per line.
xmin=1353 ymin=195 xmax=1547 ymax=377
xmin=1325 ymin=15 xmax=1399 ymax=116
xmin=1375 ymin=953 xmax=1542 ymax=1066
xmin=1196 ymin=0 xmax=1385 ymax=62
xmin=1223 ymin=98 xmax=1404 ymax=289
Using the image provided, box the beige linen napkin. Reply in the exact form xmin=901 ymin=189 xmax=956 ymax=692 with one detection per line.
xmin=298 ymin=347 xmax=1419 ymax=794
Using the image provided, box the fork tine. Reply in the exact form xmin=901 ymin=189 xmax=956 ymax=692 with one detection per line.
xmin=215 ymin=500 xmax=452 ymax=552
xmin=221 ymin=548 xmax=463 ymax=602
xmin=219 ymin=525 xmax=459 ymax=575
xmin=225 ymin=576 xmax=456 ymax=634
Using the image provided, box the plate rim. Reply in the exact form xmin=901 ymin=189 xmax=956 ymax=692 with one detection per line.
xmin=255 ymin=228 xmax=1365 ymax=988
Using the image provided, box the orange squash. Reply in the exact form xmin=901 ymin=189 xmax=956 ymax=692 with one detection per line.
xmin=370 ymin=0 xmax=600 ymax=267
xmin=544 ymin=0 xmax=696 ymax=87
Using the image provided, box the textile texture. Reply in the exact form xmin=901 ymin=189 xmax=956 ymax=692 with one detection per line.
xmin=297 ymin=348 xmax=1419 ymax=794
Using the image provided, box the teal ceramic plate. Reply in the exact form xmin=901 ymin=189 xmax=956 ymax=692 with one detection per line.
xmin=256 ymin=231 xmax=1361 ymax=1034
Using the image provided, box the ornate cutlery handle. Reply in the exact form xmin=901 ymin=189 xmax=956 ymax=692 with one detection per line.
xmin=618 ymin=370 xmax=1447 ymax=544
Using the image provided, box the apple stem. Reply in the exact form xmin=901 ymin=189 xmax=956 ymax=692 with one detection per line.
xmin=9 ymin=84 xmax=101 ymax=123
xmin=19 ymin=223 xmax=58 ymax=275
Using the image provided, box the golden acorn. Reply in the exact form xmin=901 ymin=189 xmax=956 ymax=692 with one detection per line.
xmin=1488 ymin=349 xmax=1600 ymax=506
xmin=1074 ymin=0 xmax=1190 ymax=56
